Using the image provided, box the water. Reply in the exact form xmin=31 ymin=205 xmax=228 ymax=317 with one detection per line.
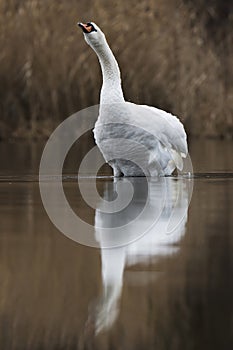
xmin=0 ymin=139 xmax=232 ymax=349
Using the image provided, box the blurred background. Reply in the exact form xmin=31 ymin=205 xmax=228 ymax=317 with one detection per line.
xmin=0 ymin=0 xmax=232 ymax=140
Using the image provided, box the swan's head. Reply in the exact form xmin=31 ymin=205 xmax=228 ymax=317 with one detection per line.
xmin=78 ymin=22 xmax=106 ymax=48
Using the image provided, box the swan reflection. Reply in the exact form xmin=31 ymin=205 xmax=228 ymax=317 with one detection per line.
xmin=87 ymin=177 xmax=190 ymax=334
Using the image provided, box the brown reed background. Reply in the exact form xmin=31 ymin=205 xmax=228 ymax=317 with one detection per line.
xmin=0 ymin=0 xmax=232 ymax=140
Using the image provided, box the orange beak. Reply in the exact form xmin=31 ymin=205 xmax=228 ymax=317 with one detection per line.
xmin=78 ymin=22 xmax=92 ymax=33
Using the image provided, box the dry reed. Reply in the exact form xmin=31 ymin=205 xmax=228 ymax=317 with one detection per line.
xmin=0 ymin=0 xmax=232 ymax=139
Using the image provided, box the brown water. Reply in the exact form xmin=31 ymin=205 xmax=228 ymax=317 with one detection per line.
xmin=0 ymin=139 xmax=232 ymax=350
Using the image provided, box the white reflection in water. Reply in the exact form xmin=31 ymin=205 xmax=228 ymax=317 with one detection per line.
xmin=87 ymin=178 xmax=189 ymax=335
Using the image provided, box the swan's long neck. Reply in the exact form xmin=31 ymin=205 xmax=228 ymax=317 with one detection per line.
xmin=92 ymin=40 xmax=125 ymax=104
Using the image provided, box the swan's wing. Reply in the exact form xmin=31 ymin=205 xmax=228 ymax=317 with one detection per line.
xmin=126 ymin=102 xmax=188 ymax=158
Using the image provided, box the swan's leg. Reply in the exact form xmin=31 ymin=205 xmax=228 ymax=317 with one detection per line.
xmin=113 ymin=166 xmax=123 ymax=177
xmin=109 ymin=161 xmax=123 ymax=177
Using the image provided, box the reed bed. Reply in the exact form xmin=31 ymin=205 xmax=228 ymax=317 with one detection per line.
xmin=0 ymin=0 xmax=232 ymax=139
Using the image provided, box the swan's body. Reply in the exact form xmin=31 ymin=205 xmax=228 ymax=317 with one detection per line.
xmin=78 ymin=22 xmax=188 ymax=176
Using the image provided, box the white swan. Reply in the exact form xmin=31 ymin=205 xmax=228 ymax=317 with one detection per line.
xmin=78 ymin=22 xmax=188 ymax=176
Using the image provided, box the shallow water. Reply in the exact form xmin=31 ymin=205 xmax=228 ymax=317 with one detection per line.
xmin=0 ymin=139 xmax=232 ymax=349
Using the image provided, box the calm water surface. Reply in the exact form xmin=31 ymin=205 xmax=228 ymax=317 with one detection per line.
xmin=0 ymin=139 xmax=232 ymax=349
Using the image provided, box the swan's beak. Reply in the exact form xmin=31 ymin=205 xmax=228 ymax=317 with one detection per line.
xmin=78 ymin=22 xmax=92 ymax=33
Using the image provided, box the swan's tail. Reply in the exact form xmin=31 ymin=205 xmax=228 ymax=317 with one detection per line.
xmin=170 ymin=149 xmax=184 ymax=171
xmin=163 ymin=149 xmax=184 ymax=175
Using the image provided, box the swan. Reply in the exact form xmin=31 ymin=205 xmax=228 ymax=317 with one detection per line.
xmin=78 ymin=22 xmax=188 ymax=176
